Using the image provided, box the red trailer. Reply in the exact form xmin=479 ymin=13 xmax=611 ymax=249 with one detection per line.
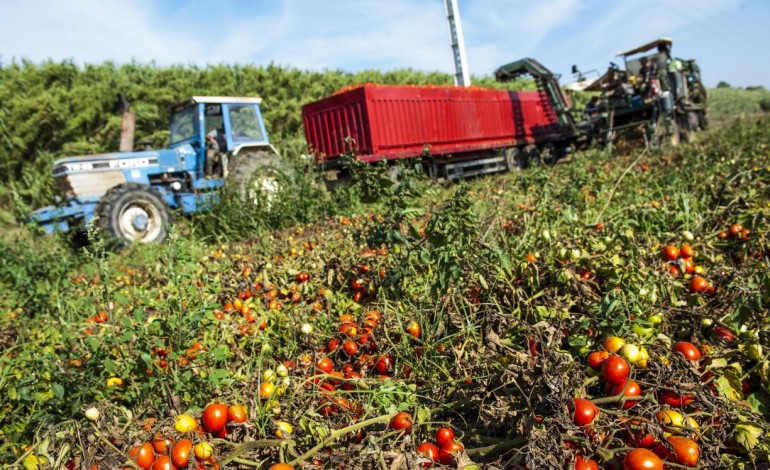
xmin=302 ymin=82 xmax=577 ymax=179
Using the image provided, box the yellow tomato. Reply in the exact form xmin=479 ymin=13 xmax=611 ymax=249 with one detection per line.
xmin=194 ymin=442 xmax=214 ymax=459
xmin=656 ymin=409 xmax=685 ymax=429
xmin=175 ymin=413 xmax=198 ymax=434
xmin=619 ymin=344 xmax=641 ymax=364
xmin=106 ymin=377 xmax=124 ymax=388
xmin=274 ymin=421 xmax=293 ymax=439
xmin=259 ymin=382 xmax=275 ymax=399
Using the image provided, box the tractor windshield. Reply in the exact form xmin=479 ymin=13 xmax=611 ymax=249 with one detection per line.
xmin=229 ymin=104 xmax=265 ymax=142
xmin=170 ymin=106 xmax=199 ymax=144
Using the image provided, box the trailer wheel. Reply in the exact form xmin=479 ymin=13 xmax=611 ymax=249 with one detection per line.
xmin=95 ymin=183 xmax=171 ymax=245
xmin=504 ymin=147 xmax=524 ymax=171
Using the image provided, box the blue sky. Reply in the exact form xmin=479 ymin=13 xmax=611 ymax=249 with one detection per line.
xmin=1 ymin=0 xmax=768 ymax=88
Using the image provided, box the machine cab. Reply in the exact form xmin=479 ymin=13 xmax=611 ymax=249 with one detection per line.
xmin=168 ymin=96 xmax=270 ymax=178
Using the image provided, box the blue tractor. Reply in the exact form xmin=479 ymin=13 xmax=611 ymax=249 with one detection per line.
xmin=30 ymin=96 xmax=280 ymax=244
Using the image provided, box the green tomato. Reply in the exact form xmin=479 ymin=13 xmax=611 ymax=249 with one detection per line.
xmin=746 ymin=343 xmax=763 ymax=362
xmin=632 ymin=322 xmax=654 ymax=338
xmin=647 ymin=314 xmax=663 ymax=325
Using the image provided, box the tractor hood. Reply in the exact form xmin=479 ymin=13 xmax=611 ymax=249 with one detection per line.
xmin=51 ymin=145 xmax=197 ymax=198
xmin=52 ymin=145 xmax=195 ymax=176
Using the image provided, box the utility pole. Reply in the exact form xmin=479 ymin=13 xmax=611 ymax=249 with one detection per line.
xmin=444 ymin=0 xmax=470 ymax=87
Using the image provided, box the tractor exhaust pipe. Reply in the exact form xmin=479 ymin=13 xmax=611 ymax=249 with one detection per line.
xmin=119 ymin=94 xmax=135 ymax=152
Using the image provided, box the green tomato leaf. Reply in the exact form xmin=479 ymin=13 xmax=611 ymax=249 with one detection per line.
xmin=732 ymin=422 xmax=764 ymax=451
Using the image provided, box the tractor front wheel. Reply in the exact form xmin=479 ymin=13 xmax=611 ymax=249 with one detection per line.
xmin=95 ymin=183 xmax=171 ymax=245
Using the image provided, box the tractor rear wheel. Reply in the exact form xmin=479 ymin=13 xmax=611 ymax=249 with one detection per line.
xmin=225 ymin=149 xmax=289 ymax=203
xmin=95 ymin=183 xmax=171 ymax=245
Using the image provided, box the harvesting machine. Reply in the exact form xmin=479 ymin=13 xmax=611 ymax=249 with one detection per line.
xmin=568 ymin=38 xmax=708 ymax=146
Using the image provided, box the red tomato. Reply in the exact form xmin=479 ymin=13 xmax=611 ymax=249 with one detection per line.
xmin=228 ymin=404 xmax=248 ymax=423
xmin=268 ymin=464 xmax=295 ymax=470
xmin=435 ymin=427 xmax=456 ymax=446
xmin=587 ymin=350 xmax=609 ymax=370
xmin=658 ymin=390 xmax=694 ymax=408
xmin=623 ymin=448 xmax=662 ymax=470
xmin=689 ymin=276 xmax=709 ymax=293
xmin=151 ymin=455 xmax=177 ymax=470
xmin=438 ymin=440 xmax=464 ymax=465
xmin=152 ymin=434 xmax=172 ymax=455
xmin=573 ymin=398 xmax=599 ymax=426
xmin=672 ymin=342 xmax=701 ymax=361
xmin=317 ymin=357 xmax=334 ymax=374
xmin=170 ymin=439 xmax=192 ymax=468
xmin=653 ymin=436 xmax=699 ymax=467
xmin=130 ymin=442 xmax=156 ymax=469
xmin=713 ymin=326 xmax=736 ymax=345
xmin=680 ymin=244 xmax=694 ymax=258
xmin=602 ymin=356 xmax=630 ymax=385
xmin=343 ymin=340 xmax=359 ymax=356
xmin=389 ymin=412 xmax=413 ymax=431
xmin=662 ymin=245 xmax=680 ymax=261
xmin=623 ymin=419 xmax=655 ymax=448
xmin=575 ymin=455 xmax=600 ymax=470
xmin=201 ymin=403 xmax=229 ymax=433
xmin=375 ymin=355 xmax=393 ymax=375
xmin=416 ymin=442 xmax=439 ymax=467
xmin=609 ymin=380 xmax=642 ymax=409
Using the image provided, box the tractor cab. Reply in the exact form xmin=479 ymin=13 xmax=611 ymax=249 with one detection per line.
xmin=169 ymin=96 xmax=271 ymax=179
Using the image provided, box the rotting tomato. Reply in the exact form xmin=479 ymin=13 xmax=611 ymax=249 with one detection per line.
xmin=389 ymin=412 xmax=413 ymax=431
xmin=202 ymin=403 xmax=229 ymax=433
xmin=573 ymin=397 xmax=599 ymax=426
xmin=416 ymin=442 xmax=439 ymax=467
xmin=602 ymin=356 xmax=630 ymax=385
xmin=435 ymin=427 xmax=455 ymax=446
xmin=623 ymin=448 xmax=662 ymax=470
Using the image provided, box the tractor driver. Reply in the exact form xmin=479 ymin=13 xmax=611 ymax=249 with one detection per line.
xmin=205 ymin=127 xmax=227 ymax=176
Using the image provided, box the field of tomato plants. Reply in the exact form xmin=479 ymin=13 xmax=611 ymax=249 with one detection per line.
xmin=2 ymin=116 xmax=770 ymax=469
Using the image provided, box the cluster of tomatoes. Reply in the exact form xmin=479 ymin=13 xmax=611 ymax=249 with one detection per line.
xmin=414 ymin=426 xmax=465 ymax=467
xmin=571 ymin=337 xmax=705 ymax=469
xmin=308 ymin=309 xmax=417 ymax=417
xmin=660 ymin=242 xmax=715 ymax=294
xmin=120 ymin=402 xmax=247 ymax=470
xmin=717 ymin=222 xmax=751 ymax=242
